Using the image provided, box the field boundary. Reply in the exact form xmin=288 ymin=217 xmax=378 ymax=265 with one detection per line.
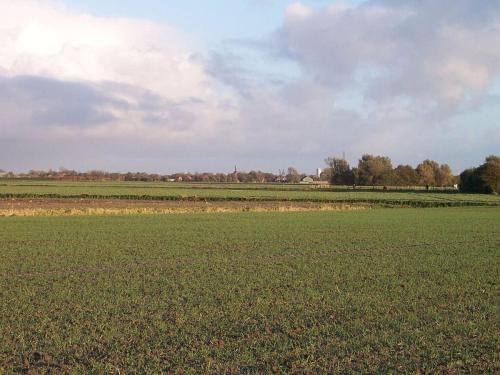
xmin=1 ymin=193 xmax=499 ymax=208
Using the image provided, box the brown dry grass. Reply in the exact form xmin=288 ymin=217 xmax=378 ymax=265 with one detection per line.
xmin=0 ymin=199 xmax=369 ymax=217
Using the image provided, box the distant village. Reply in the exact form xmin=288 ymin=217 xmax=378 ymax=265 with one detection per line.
xmin=0 ymin=167 xmax=326 ymax=185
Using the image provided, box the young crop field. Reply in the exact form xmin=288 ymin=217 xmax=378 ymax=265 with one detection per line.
xmin=1 ymin=207 xmax=499 ymax=373
xmin=1 ymin=180 xmax=499 ymax=207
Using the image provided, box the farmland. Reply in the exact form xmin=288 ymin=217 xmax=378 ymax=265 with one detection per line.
xmin=1 ymin=180 xmax=500 ymax=207
xmin=1 ymin=206 xmax=499 ymax=373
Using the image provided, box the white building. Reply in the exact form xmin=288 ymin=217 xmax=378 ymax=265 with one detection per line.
xmin=301 ymin=176 xmax=314 ymax=184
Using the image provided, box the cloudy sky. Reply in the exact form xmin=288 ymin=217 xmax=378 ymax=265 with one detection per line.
xmin=1 ymin=0 xmax=499 ymax=174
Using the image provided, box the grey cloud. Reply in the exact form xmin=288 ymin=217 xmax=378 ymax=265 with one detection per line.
xmin=0 ymin=73 xmax=240 ymax=172
xmin=203 ymin=49 xmax=292 ymax=100
xmin=204 ymin=52 xmax=254 ymax=95
xmin=0 ymin=75 xmax=208 ymax=133
xmin=0 ymin=75 xmax=123 ymax=128
xmin=1 ymin=75 xmax=495 ymax=173
xmin=278 ymin=0 xmax=500 ymax=105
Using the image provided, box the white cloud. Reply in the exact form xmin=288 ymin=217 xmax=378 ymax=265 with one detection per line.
xmin=286 ymin=2 xmax=313 ymax=20
xmin=0 ymin=0 xmax=237 ymax=155
xmin=0 ymin=0 xmax=206 ymax=99
xmin=281 ymin=0 xmax=500 ymax=106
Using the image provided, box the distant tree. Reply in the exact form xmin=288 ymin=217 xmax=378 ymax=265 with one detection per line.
xmin=275 ymin=169 xmax=287 ymax=183
xmin=325 ymin=157 xmax=354 ymax=185
xmin=416 ymin=160 xmax=454 ymax=187
xmin=459 ymin=168 xmax=483 ymax=193
xmin=247 ymin=170 xmax=265 ymax=183
xmin=357 ymin=154 xmax=393 ymax=186
xmin=435 ymin=164 xmax=454 ymax=187
xmin=286 ymin=167 xmax=301 ymax=183
xmin=320 ymin=167 xmax=333 ymax=182
xmin=238 ymin=172 xmax=250 ymax=183
xmin=263 ymin=172 xmax=276 ymax=183
xmin=393 ymin=165 xmax=419 ymax=186
xmin=416 ymin=160 xmax=438 ymax=186
xmin=460 ymin=155 xmax=500 ymax=194
xmin=480 ymin=155 xmax=500 ymax=193
xmin=351 ymin=167 xmax=360 ymax=185
xmin=214 ymin=173 xmax=226 ymax=183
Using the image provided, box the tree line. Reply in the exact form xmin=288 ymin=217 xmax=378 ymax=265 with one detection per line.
xmin=1 ymin=169 xmax=283 ymax=184
xmin=0 ymin=167 xmax=313 ymax=184
xmin=323 ymin=155 xmax=455 ymax=187
xmin=323 ymin=154 xmax=499 ymax=193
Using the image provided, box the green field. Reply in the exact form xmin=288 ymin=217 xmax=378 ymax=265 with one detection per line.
xmin=1 ymin=207 xmax=499 ymax=373
xmin=1 ymin=180 xmax=499 ymax=207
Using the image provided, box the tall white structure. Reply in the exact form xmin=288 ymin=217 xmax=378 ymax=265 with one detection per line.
xmin=316 ymin=168 xmax=322 ymax=178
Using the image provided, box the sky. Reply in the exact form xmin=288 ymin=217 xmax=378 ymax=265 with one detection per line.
xmin=1 ymin=0 xmax=499 ymax=174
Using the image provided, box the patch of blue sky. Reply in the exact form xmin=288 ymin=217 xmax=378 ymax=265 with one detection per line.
xmin=489 ymin=77 xmax=500 ymax=95
xmin=64 ymin=0 xmax=368 ymax=47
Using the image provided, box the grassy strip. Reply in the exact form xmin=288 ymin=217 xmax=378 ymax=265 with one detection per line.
xmin=1 ymin=193 xmax=499 ymax=207
xmin=0 ymin=181 xmax=460 ymax=193
xmin=0 ymin=203 xmax=369 ymax=217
